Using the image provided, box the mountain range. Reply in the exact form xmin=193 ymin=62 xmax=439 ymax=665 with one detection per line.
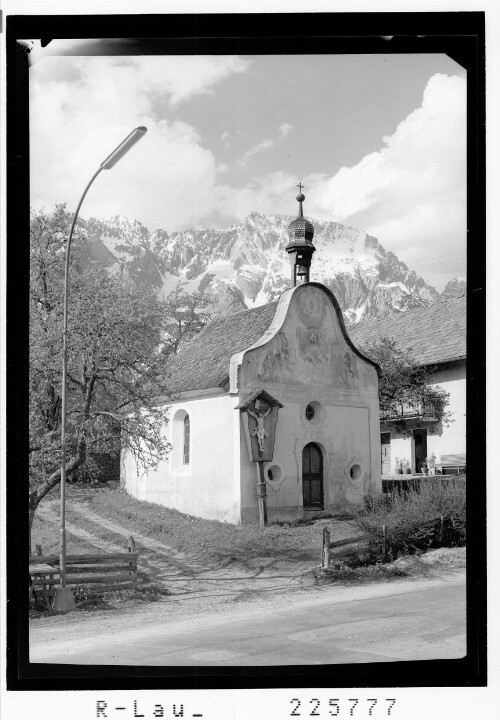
xmin=82 ymin=212 xmax=465 ymax=324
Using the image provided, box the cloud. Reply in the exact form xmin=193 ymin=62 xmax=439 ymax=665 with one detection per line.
xmin=29 ymin=55 xmax=250 ymax=229
xmin=279 ymin=123 xmax=293 ymax=139
xmin=238 ymin=123 xmax=293 ymax=166
xmin=307 ymin=74 xmax=467 ymax=267
xmin=219 ymin=74 xmax=466 ymax=287
xmin=30 ymin=59 xmax=466 ymax=289
xmin=239 ymin=138 xmax=274 ymax=166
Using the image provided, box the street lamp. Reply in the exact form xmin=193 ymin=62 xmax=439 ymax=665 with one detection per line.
xmin=52 ymin=126 xmax=147 ymax=612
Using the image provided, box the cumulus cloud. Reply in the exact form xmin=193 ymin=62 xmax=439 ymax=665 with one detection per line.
xmin=29 ymin=55 xmax=249 ymax=229
xmin=308 ymin=73 xmax=467 ymax=266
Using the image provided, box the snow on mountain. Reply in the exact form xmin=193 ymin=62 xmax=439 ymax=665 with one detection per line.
xmin=80 ymin=212 xmax=441 ymax=323
xmin=440 ymin=277 xmax=467 ymax=302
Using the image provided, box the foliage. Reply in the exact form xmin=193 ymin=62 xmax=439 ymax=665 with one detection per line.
xmin=356 ymin=478 xmax=466 ymax=555
xmin=364 ymin=337 xmax=452 ymax=435
xmin=30 ymin=206 xmax=204 ymax=542
xmin=162 ymin=281 xmax=212 ymax=356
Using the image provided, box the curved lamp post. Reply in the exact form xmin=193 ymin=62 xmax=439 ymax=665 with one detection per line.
xmin=53 ymin=126 xmax=147 ymax=612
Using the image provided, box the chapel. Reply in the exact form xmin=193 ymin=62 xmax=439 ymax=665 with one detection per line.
xmin=121 ymin=189 xmax=382 ymax=524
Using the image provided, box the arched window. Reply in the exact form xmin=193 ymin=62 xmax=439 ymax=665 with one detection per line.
xmin=183 ymin=415 xmax=190 ymax=465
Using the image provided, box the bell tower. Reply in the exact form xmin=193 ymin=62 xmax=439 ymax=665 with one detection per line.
xmin=286 ymin=183 xmax=316 ymax=286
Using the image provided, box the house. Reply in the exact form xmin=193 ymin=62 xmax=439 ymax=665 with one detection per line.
xmin=348 ymin=297 xmax=466 ymax=475
xmin=121 ymin=192 xmax=382 ymax=524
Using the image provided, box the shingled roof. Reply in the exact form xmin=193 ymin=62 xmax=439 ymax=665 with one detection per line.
xmin=165 ymin=301 xmax=278 ymax=393
xmin=348 ymin=296 xmax=466 ymax=367
xmin=166 ymin=294 xmax=466 ymax=394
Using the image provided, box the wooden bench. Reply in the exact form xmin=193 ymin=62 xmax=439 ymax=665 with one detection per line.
xmin=435 ymin=454 xmax=466 ymax=475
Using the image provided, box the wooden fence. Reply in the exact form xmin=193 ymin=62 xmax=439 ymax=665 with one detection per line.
xmin=321 ymin=515 xmax=462 ymax=569
xmin=29 ymin=537 xmax=139 ymax=606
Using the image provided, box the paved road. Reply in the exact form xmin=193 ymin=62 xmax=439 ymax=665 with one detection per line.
xmin=30 ymin=572 xmax=465 ymax=666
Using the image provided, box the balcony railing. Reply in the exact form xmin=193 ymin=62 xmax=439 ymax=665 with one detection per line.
xmin=380 ymin=401 xmax=439 ymax=423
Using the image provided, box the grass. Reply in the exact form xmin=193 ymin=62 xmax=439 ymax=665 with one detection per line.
xmin=32 ymin=480 xmax=362 ymax=564
xmin=316 ymin=561 xmax=409 ymax=584
xmin=86 ymin=482 xmax=359 ymax=561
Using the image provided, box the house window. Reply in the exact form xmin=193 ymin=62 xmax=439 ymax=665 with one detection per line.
xmin=183 ymin=415 xmax=190 ymax=465
xmin=305 ymin=404 xmax=315 ymax=421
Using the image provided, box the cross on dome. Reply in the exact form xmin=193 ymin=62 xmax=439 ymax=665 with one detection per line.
xmin=286 ymin=182 xmax=315 ymax=250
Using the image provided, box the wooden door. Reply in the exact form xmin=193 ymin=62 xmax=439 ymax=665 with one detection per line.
xmin=414 ymin=429 xmax=428 ymax=473
xmin=381 ymin=432 xmax=391 ymax=475
xmin=302 ymin=443 xmax=323 ymax=509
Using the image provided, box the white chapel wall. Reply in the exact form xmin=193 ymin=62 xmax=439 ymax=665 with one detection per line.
xmin=121 ymin=393 xmax=241 ymax=523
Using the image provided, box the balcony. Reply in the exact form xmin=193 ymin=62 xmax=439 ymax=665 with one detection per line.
xmin=380 ymin=401 xmax=439 ymax=423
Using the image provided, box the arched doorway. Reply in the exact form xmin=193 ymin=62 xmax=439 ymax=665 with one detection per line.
xmin=302 ymin=442 xmax=323 ymax=509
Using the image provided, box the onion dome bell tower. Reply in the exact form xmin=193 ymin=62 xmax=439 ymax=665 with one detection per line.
xmin=286 ymin=183 xmax=316 ymax=286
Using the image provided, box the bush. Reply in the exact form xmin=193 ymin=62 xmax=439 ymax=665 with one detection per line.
xmin=356 ymin=478 xmax=466 ymax=556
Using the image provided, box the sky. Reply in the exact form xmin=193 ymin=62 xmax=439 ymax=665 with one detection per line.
xmin=29 ymin=48 xmax=467 ymax=291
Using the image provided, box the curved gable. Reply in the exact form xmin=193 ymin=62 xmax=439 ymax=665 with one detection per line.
xmin=231 ymin=283 xmax=379 ymax=395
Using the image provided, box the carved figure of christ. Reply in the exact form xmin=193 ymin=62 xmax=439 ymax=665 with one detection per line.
xmin=247 ymin=406 xmax=271 ymax=453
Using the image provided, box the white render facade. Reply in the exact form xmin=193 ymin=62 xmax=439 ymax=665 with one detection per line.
xmin=379 ymin=360 xmax=466 ymax=475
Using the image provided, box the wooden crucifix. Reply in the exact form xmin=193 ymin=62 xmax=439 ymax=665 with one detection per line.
xmin=236 ymin=389 xmax=283 ymax=527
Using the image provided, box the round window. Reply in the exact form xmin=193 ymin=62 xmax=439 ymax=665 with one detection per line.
xmin=350 ymin=464 xmax=362 ymax=481
xmin=267 ymin=464 xmax=283 ymax=483
xmin=303 ymin=400 xmax=324 ymax=424
xmin=305 ymin=404 xmax=315 ymax=421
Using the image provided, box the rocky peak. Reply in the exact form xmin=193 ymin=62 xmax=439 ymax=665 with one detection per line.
xmin=79 ymin=211 xmax=442 ymax=323
xmin=440 ymin=277 xmax=467 ymax=302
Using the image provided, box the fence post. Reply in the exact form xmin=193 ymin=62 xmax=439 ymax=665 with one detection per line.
xmin=382 ymin=524 xmax=387 ymax=560
xmin=439 ymin=515 xmax=444 ymax=545
xmin=321 ymin=527 xmax=331 ymax=569
xmin=128 ymin=536 xmax=137 ymax=586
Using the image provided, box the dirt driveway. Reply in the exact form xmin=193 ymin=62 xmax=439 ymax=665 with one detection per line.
xmin=36 ymin=497 xmax=322 ymax=613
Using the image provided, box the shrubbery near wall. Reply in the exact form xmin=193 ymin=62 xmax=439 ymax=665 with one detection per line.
xmin=357 ymin=478 xmax=466 ymax=554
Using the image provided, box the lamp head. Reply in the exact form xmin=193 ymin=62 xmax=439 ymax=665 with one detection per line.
xmin=100 ymin=126 xmax=147 ymax=170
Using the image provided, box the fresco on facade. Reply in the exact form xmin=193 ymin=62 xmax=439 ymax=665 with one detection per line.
xmin=243 ymin=286 xmax=375 ymax=391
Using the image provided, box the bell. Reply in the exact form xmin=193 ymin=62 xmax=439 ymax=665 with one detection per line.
xmin=296 ymin=264 xmax=308 ymax=276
